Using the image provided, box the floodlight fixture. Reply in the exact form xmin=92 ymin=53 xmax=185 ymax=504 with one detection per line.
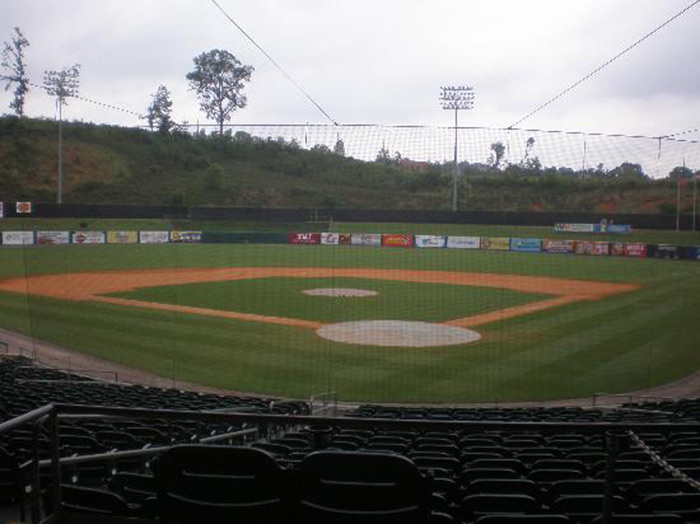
xmin=43 ymin=65 xmax=81 ymax=204
xmin=439 ymin=85 xmax=475 ymax=211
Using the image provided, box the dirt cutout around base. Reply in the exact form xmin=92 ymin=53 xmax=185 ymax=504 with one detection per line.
xmin=0 ymin=267 xmax=639 ymax=332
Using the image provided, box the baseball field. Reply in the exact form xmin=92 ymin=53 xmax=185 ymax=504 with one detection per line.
xmin=0 ymin=221 xmax=699 ymax=403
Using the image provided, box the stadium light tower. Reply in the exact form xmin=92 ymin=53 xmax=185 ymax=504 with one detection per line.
xmin=440 ymin=86 xmax=475 ymax=211
xmin=44 ymin=64 xmax=80 ymax=204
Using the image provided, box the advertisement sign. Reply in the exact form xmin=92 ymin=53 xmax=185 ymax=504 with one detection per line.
xmin=607 ymin=224 xmax=632 ymax=235
xmin=610 ymin=243 xmax=625 ymax=256
xmin=170 ymin=231 xmax=202 ymax=243
xmin=612 ymin=243 xmax=646 ymax=257
xmin=15 ymin=202 xmax=32 ymax=214
xmin=446 ymin=236 xmax=480 ymax=249
xmin=575 ymin=241 xmax=609 ymax=256
xmin=510 ymin=238 xmax=542 ymax=253
xmin=414 ymin=235 xmax=446 ymax=248
xmin=543 ymin=239 xmax=574 ymax=254
xmin=288 ymin=233 xmax=321 ymax=245
xmin=37 ymin=231 xmax=70 ymax=245
xmin=351 ymin=233 xmax=381 ymax=246
xmin=382 ymin=234 xmax=414 ymax=248
xmin=320 ymin=232 xmax=340 ymax=245
xmin=107 ymin=231 xmax=138 ymax=244
xmin=481 ymin=237 xmax=510 ymax=251
xmin=2 ymin=231 xmax=34 ymax=245
xmin=0 ymin=202 xmax=4 ymax=218
xmin=338 ymin=233 xmax=353 ymax=245
xmin=72 ymin=231 xmax=106 ymax=244
xmin=649 ymin=244 xmax=680 ymax=260
xmin=554 ymin=223 xmax=596 ymax=233
xmin=139 ymin=231 xmax=170 ymax=244
xmin=624 ymin=243 xmax=647 ymax=257
xmin=683 ymin=246 xmax=700 ymax=261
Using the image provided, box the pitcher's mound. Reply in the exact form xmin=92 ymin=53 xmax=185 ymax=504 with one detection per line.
xmin=317 ymin=320 xmax=481 ymax=347
xmin=303 ymin=288 xmax=378 ymax=297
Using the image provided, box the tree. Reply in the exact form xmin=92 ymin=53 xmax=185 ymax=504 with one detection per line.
xmin=669 ymin=165 xmax=693 ymax=180
xmin=186 ymin=49 xmax=253 ymax=135
xmin=1 ymin=27 xmax=30 ymax=117
xmin=609 ymin=162 xmax=646 ymax=180
xmin=488 ymin=141 xmax=506 ymax=170
xmin=520 ymin=137 xmax=541 ymax=172
xmin=145 ymin=84 xmax=174 ymax=134
xmin=333 ymin=138 xmax=345 ymax=156
xmin=376 ymin=146 xmax=392 ymax=164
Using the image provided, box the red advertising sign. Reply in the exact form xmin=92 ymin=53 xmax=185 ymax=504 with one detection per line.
xmin=288 ymin=233 xmax=321 ymax=245
xmin=624 ymin=243 xmax=647 ymax=257
xmin=381 ymin=234 xmax=414 ymax=248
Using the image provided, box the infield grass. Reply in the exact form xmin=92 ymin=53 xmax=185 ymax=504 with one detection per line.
xmin=0 ymin=243 xmax=698 ymax=402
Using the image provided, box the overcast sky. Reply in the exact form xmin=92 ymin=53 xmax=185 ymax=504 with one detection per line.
xmin=1 ymin=0 xmax=699 ymax=170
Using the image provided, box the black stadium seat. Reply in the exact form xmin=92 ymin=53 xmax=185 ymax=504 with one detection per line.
xmin=296 ymin=450 xmax=430 ymax=523
xmin=153 ymin=445 xmax=289 ymax=524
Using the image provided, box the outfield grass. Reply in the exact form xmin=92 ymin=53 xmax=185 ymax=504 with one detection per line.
xmin=0 ymin=243 xmax=699 ymax=403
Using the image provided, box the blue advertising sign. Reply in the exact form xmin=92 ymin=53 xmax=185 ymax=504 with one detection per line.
xmin=510 ymin=238 xmax=542 ymax=253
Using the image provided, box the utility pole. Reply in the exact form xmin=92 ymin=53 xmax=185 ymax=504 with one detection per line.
xmin=439 ymin=86 xmax=475 ymax=211
xmin=44 ymin=65 xmax=80 ymax=204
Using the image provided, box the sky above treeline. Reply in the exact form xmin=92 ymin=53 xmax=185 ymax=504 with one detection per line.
xmin=1 ymin=0 xmax=699 ymax=167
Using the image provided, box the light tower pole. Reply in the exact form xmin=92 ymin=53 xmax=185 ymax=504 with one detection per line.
xmin=440 ymin=86 xmax=475 ymax=211
xmin=44 ymin=64 xmax=80 ymax=204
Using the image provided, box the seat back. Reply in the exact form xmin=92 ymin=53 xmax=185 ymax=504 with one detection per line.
xmin=296 ymin=451 xmax=429 ymax=523
xmin=153 ymin=445 xmax=288 ymax=524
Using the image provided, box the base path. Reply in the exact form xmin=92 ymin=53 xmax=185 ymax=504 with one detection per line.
xmin=0 ymin=267 xmax=639 ymax=331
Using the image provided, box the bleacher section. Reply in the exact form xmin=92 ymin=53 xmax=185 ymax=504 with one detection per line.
xmin=2 ymin=356 xmax=700 ymax=523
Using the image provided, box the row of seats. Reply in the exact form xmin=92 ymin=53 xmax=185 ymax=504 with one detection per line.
xmin=350 ymin=404 xmax=691 ymax=423
xmin=53 ymin=445 xmax=700 ymax=524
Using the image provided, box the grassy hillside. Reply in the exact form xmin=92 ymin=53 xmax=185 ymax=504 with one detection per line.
xmin=0 ymin=116 xmax=692 ymax=212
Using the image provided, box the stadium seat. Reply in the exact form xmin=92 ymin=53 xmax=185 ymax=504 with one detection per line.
xmin=153 ymin=445 xmax=289 ymax=524
xmin=457 ymin=493 xmax=542 ymax=521
xmin=295 ymin=450 xmax=430 ymax=523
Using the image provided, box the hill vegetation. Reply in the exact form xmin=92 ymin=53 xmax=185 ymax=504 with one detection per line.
xmin=0 ymin=116 xmax=695 ymax=213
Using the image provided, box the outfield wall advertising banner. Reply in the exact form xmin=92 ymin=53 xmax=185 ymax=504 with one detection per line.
xmin=37 ymin=231 xmax=70 ymax=245
xmin=351 ymin=233 xmax=381 ymax=246
xmin=107 ymin=231 xmax=138 ymax=244
xmin=320 ymin=232 xmax=340 ymax=245
xmin=414 ymin=235 xmax=446 ymax=248
xmin=446 ymin=236 xmax=480 ymax=249
xmin=382 ymin=234 xmax=414 ymax=248
xmin=575 ymin=241 xmax=610 ymax=256
xmin=289 ymin=233 xmax=321 ymax=245
xmin=170 ymin=231 xmax=202 ymax=243
xmin=15 ymin=202 xmax=32 ymax=214
xmin=543 ymin=239 xmax=574 ymax=254
xmin=481 ymin=237 xmax=510 ymax=251
xmin=554 ymin=223 xmax=596 ymax=233
xmin=139 ymin=231 xmax=170 ymax=244
xmin=338 ymin=234 xmax=352 ymax=245
xmin=611 ymin=242 xmax=647 ymax=257
xmin=510 ymin=238 xmax=542 ymax=253
xmin=607 ymin=224 xmax=632 ymax=234
xmin=72 ymin=231 xmax=106 ymax=244
xmin=2 ymin=231 xmax=34 ymax=245
xmin=684 ymin=246 xmax=700 ymax=261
